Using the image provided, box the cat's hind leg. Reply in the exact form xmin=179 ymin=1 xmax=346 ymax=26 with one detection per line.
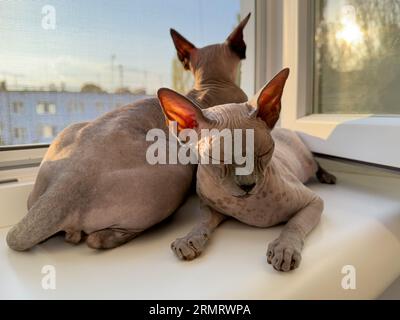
xmin=316 ymin=161 xmax=337 ymax=185
xmin=86 ymin=229 xmax=141 ymax=249
xmin=65 ymin=230 xmax=83 ymax=244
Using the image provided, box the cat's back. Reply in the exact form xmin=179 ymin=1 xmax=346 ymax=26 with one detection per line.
xmin=271 ymin=128 xmax=318 ymax=183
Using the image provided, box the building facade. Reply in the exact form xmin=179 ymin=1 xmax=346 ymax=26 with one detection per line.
xmin=0 ymin=91 xmax=149 ymax=146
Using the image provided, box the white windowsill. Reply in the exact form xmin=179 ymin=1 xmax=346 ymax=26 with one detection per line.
xmin=0 ymin=159 xmax=399 ymax=299
xmin=283 ymin=115 xmax=400 ymax=169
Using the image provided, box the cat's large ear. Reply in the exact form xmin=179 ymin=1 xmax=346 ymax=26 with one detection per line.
xmin=226 ymin=12 xmax=251 ymax=60
xmin=157 ymin=88 xmax=210 ymax=132
xmin=249 ymin=68 xmax=290 ymax=129
xmin=170 ymin=29 xmax=197 ymax=70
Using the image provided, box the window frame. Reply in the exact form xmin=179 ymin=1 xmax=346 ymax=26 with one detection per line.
xmin=0 ymin=146 xmax=46 ymax=170
xmin=244 ymin=0 xmax=400 ymax=169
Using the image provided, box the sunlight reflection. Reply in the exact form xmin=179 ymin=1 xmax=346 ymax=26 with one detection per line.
xmin=315 ymin=0 xmax=400 ymax=114
xmin=325 ymin=4 xmax=368 ymax=72
xmin=335 ymin=18 xmax=363 ymax=45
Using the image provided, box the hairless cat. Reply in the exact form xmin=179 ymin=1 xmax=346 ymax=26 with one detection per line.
xmin=7 ymin=14 xmax=252 ymax=251
xmin=157 ymin=68 xmax=336 ymax=272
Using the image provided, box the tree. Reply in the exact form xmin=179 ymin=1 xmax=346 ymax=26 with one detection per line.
xmin=80 ymin=83 xmax=105 ymax=93
xmin=0 ymin=81 xmax=7 ymax=92
xmin=115 ymin=87 xmax=133 ymax=94
xmin=171 ymin=57 xmax=193 ymax=94
xmin=132 ymin=88 xmax=147 ymax=95
xmin=49 ymin=83 xmax=57 ymax=91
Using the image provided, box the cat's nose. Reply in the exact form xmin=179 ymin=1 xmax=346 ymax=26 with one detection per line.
xmin=239 ymin=183 xmax=256 ymax=193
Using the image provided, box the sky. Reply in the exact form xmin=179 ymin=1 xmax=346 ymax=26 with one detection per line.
xmin=0 ymin=0 xmax=240 ymax=93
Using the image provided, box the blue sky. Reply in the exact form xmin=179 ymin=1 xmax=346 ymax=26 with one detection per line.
xmin=0 ymin=0 xmax=240 ymax=93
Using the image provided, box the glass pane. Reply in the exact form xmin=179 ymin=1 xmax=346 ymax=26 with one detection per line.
xmin=0 ymin=0 xmax=240 ymax=146
xmin=314 ymin=0 xmax=400 ymax=114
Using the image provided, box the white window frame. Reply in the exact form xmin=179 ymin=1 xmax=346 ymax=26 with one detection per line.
xmin=0 ymin=147 xmax=46 ymax=170
xmin=242 ymin=0 xmax=400 ymax=169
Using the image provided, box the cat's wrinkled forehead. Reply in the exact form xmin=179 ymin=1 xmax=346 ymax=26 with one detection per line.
xmin=203 ymin=102 xmax=257 ymax=128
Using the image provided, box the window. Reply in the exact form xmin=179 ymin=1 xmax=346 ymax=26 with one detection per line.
xmin=11 ymin=101 xmax=24 ymax=114
xmin=13 ymin=128 xmax=26 ymax=140
xmin=40 ymin=125 xmax=57 ymax=139
xmin=254 ymin=0 xmax=400 ymax=168
xmin=314 ymin=1 xmax=400 ymax=114
xmin=68 ymin=101 xmax=85 ymax=114
xmin=0 ymin=0 xmax=241 ymax=152
xmin=36 ymin=102 xmax=56 ymax=115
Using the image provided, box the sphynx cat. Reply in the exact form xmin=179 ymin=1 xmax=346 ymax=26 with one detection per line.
xmin=6 ymin=14 xmax=251 ymax=251
xmin=157 ymin=68 xmax=336 ymax=272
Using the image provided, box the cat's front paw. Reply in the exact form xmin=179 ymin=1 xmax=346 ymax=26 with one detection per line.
xmin=267 ymin=237 xmax=303 ymax=272
xmin=171 ymin=231 xmax=209 ymax=261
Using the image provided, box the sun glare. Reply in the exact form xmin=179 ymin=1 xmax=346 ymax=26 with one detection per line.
xmin=336 ymin=18 xmax=363 ymax=45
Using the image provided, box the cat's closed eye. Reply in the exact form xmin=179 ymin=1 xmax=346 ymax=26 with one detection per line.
xmin=257 ymin=143 xmax=275 ymax=159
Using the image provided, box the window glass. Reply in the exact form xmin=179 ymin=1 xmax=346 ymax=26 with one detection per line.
xmin=40 ymin=125 xmax=57 ymax=139
xmin=12 ymin=102 xmax=24 ymax=114
xmin=0 ymin=0 xmax=240 ymax=146
xmin=13 ymin=128 xmax=27 ymax=140
xmin=314 ymin=0 xmax=400 ymax=114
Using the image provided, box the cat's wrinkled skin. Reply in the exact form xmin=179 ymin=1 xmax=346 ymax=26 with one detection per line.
xmin=157 ymin=68 xmax=337 ymax=272
xmin=6 ymin=14 xmax=251 ymax=251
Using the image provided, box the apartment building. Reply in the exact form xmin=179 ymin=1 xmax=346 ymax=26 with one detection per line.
xmin=0 ymin=91 xmax=149 ymax=145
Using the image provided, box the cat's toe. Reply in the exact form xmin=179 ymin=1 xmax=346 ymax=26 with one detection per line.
xmin=267 ymin=239 xmax=302 ymax=272
xmin=171 ymin=233 xmax=208 ymax=261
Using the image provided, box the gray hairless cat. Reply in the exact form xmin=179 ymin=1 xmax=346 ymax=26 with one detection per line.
xmin=157 ymin=68 xmax=336 ymax=272
xmin=6 ymin=14 xmax=252 ymax=251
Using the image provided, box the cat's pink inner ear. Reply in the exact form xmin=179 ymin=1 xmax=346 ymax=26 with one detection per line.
xmin=254 ymin=68 xmax=290 ymax=129
xmin=157 ymin=88 xmax=202 ymax=132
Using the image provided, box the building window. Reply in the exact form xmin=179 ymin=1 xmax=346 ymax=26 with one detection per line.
xmin=11 ymin=101 xmax=24 ymax=114
xmin=68 ymin=101 xmax=85 ymax=114
xmin=13 ymin=127 xmax=26 ymax=139
xmin=36 ymin=102 xmax=56 ymax=115
xmin=40 ymin=125 xmax=57 ymax=139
